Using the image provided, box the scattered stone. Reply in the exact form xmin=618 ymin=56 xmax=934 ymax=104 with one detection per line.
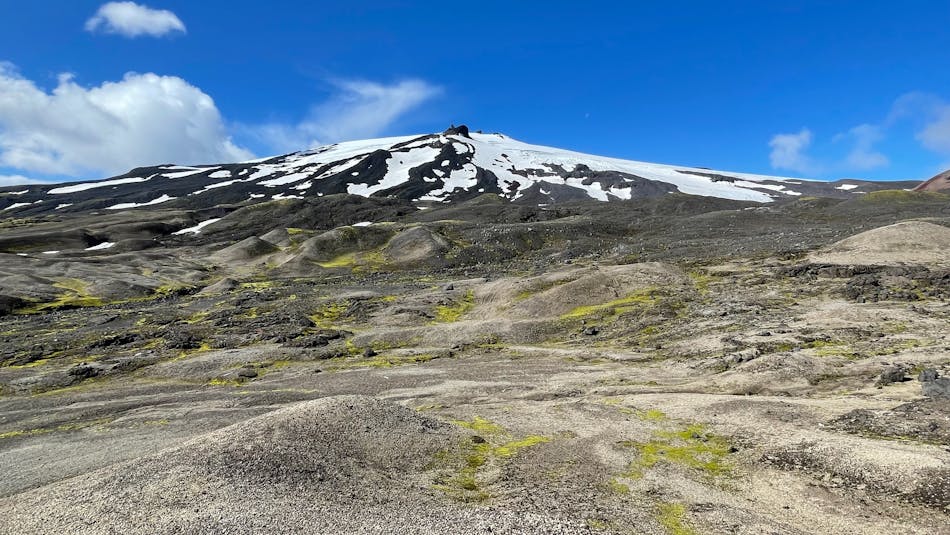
xmin=876 ymin=365 xmax=907 ymax=387
xmin=68 ymin=364 xmax=101 ymax=380
xmin=581 ymin=326 xmax=599 ymax=336
xmin=920 ymin=368 xmax=950 ymax=399
xmin=0 ymin=295 xmax=24 ymax=316
xmin=237 ymin=367 xmax=258 ymax=379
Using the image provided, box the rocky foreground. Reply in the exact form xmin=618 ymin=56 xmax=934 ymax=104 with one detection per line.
xmin=0 ymin=191 xmax=949 ymax=534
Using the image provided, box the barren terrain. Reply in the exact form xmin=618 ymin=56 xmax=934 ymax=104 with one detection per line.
xmin=1 ymin=191 xmax=949 ymax=534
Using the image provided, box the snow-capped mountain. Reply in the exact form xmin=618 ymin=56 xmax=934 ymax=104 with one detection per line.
xmin=0 ymin=125 xmax=920 ymax=216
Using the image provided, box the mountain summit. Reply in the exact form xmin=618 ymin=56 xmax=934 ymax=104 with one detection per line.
xmin=0 ymin=126 xmax=921 ymax=216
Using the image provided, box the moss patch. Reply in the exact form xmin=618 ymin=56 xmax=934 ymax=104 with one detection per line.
xmin=316 ymin=250 xmax=387 ymax=272
xmin=452 ymin=415 xmax=505 ymax=435
xmin=432 ymin=290 xmax=475 ymax=323
xmin=0 ymin=417 xmax=113 ymax=441
xmin=309 ymin=300 xmax=350 ymax=329
xmin=638 ymin=409 xmax=668 ymax=421
xmin=325 ymin=349 xmax=439 ymax=371
xmin=207 ymin=378 xmax=244 ymax=387
xmin=434 ymin=416 xmax=551 ymax=502
xmin=560 ymin=287 xmax=671 ymax=322
xmin=657 ymin=502 xmax=697 ymax=535
xmin=16 ymin=278 xmax=105 ymax=313
xmin=615 ymin=423 xmax=733 ymax=487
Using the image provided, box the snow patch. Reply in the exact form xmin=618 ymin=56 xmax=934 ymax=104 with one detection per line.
xmin=347 ymin=146 xmax=441 ymax=196
xmin=49 ymin=176 xmax=147 ymax=194
xmin=173 ymin=218 xmax=222 ymax=235
xmin=106 ymin=194 xmax=176 ymax=210
xmin=162 ymin=168 xmax=217 ymax=179
xmin=2 ymin=201 xmax=39 ymax=211
xmin=259 ymin=172 xmax=311 ymax=187
xmin=836 ymin=184 xmax=859 ymax=191
xmin=85 ymin=242 xmax=115 ymax=251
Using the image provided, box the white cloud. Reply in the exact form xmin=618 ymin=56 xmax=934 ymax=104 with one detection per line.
xmin=85 ymin=2 xmax=186 ymax=38
xmin=768 ymin=128 xmax=817 ymax=174
xmin=838 ymin=124 xmax=889 ymax=171
xmin=917 ymin=106 xmax=950 ymax=155
xmin=250 ymin=79 xmax=442 ymax=152
xmin=0 ymin=63 xmax=252 ymax=176
xmin=769 ymin=125 xmax=887 ymax=176
xmin=0 ymin=174 xmax=46 ymax=187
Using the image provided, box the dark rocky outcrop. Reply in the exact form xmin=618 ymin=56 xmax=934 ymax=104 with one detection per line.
xmin=920 ymin=369 xmax=950 ymax=399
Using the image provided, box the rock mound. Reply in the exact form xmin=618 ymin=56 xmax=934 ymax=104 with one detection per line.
xmin=809 ymin=220 xmax=950 ymax=265
xmin=0 ymin=396 xmax=469 ymax=534
xmin=475 ymin=262 xmax=690 ymax=320
xmin=382 ymin=226 xmax=450 ymax=266
xmin=210 ymin=236 xmax=280 ymax=264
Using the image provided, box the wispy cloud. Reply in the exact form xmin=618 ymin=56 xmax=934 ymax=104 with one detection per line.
xmin=0 ymin=174 xmax=47 ymax=187
xmin=768 ymin=128 xmax=817 ymax=174
xmin=247 ymin=79 xmax=443 ymax=153
xmin=0 ymin=63 xmax=251 ymax=176
xmin=836 ymin=124 xmax=889 ymax=171
xmin=85 ymin=2 xmax=186 ymax=38
xmin=769 ymin=91 xmax=950 ymax=177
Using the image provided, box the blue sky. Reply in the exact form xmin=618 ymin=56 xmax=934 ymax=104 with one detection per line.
xmin=1 ymin=1 xmax=950 ymax=185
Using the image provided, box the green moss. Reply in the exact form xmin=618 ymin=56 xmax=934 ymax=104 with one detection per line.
xmin=0 ymin=417 xmax=112 ymax=441
xmin=804 ymin=339 xmax=862 ymax=359
xmin=607 ymin=477 xmax=631 ymax=494
xmin=154 ymin=282 xmax=194 ymax=297
xmin=618 ymin=423 xmax=732 ymax=481
xmin=560 ymin=287 xmax=661 ymax=321
xmin=309 ymin=300 xmax=350 ymax=328
xmin=434 ymin=441 xmax=493 ymax=501
xmin=4 ymin=358 xmax=51 ymax=369
xmin=432 ymin=290 xmax=475 ymax=323
xmin=207 ymin=378 xmax=244 ymax=387
xmin=452 ymin=416 xmax=505 ymax=435
xmin=657 ymin=502 xmax=697 ymax=535
xmin=184 ymin=311 xmax=210 ymax=324
xmin=880 ymin=338 xmax=923 ymax=352
xmin=239 ymin=281 xmax=275 ymax=291
xmin=687 ymin=270 xmax=717 ymax=295
xmin=142 ymin=419 xmax=170 ymax=426
xmin=326 ymin=349 xmax=438 ymax=370
xmin=495 ymin=435 xmax=551 ymax=457
xmin=513 ymin=278 xmax=571 ymax=302
xmin=173 ymin=341 xmax=213 ymax=361
xmin=317 ymin=250 xmax=387 ymax=272
xmin=638 ymin=409 xmax=668 ymax=421
xmin=434 ymin=417 xmax=551 ymax=502
xmin=16 ymin=278 xmax=105 ymax=313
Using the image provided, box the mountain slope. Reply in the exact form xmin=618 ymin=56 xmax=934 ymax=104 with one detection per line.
xmin=0 ymin=125 xmax=921 ymax=216
xmin=914 ymin=169 xmax=950 ymax=193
